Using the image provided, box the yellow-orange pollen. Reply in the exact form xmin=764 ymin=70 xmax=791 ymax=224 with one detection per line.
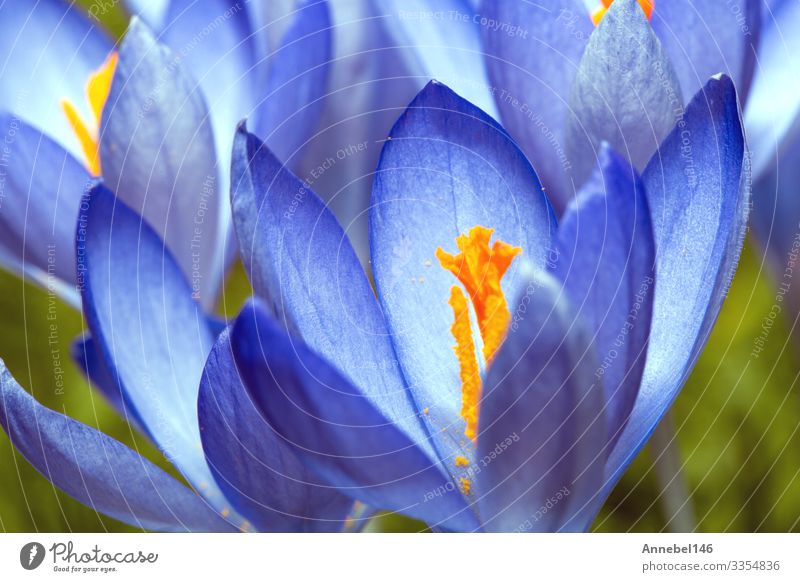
xmin=591 ymin=0 xmax=654 ymax=26
xmin=60 ymin=52 xmax=118 ymax=176
xmin=436 ymin=226 xmax=521 ymax=442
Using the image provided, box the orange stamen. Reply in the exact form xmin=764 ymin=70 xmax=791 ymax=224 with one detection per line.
xmin=446 ymin=286 xmax=482 ymax=442
xmin=436 ymin=226 xmax=521 ymax=363
xmin=60 ymin=51 xmax=118 ymax=176
xmin=437 ymin=226 xmax=521 ymax=442
xmin=591 ymin=0 xmax=654 ymax=26
xmin=454 ymin=456 xmax=470 ymax=467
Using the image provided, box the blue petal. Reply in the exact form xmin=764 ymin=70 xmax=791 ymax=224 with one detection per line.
xmin=651 ymin=0 xmax=761 ymax=106
xmin=122 ymin=0 xmax=170 ymax=30
xmin=0 ymin=0 xmax=112 ymax=160
xmin=230 ymin=300 xmax=480 ymax=532
xmin=99 ymin=18 xmax=224 ymax=308
xmin=199 ymin=327 xmax=354 ymax=532
xmin=0 ymin=359 xmax=233 ymax=532
xmin=552 ymin=145 xmax=655 ymax=449
xmin=253 ymin=0 xmax=332 ymax=165
xmin=751 ymin=129 xmax=800 ymax=314
xmin=230 ymin=124 xmax=434 ymax=460
xmin=244 ymin=0 xmax=296 ymax=57
xmin=605 ymin=75 xmax=748 ymax=493
xmin=78 ymin=182 xmax=237 ymax=521
xmin=477 ymin=270 xmax=606 ymax=532
xmin=745 ymin=0 xmax=800 ymax=178
xmin=0 ymin=113 xmax=90 ymax=306
xmin=481 ymin=0 xmax=593 ymax=213
xmin=158 ymin=0 xmax=258 ymax=175
xmin=566 ymin=0 xmax=683 ymax=186
xmin=376 ymin=0 xmax=498 ymax=118
xmin=370 ymin=81 xmax=556 ymax=472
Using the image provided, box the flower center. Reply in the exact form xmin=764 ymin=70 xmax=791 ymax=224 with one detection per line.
xmin=60 ymin=52 xmax=118 ymax=176
xmin=436 ymin=226 xmax=521 ymax=441
xmin=591 ymin=0 xmax=654 ymax=25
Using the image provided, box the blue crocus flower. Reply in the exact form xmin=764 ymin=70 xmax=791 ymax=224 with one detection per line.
xmin=222 ymin=76 xmax=749 ymax=531
xmin=0 ymin=177 xmax=357 ymax=532
xmin=0 ymin=0 xmax=331 ymax=308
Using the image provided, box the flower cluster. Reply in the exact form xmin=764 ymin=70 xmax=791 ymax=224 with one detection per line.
xmin=0 ymin=0 xmax=792 ymax=532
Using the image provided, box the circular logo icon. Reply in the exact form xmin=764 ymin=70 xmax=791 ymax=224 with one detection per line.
xmin=20 ymin=542 xmax=46 ymax=570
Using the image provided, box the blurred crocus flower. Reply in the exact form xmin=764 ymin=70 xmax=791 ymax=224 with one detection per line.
xmin=0 ymin=0 xmax=331 ymax=308
xmin=0 ymin=180 xmax=356 ymax=532
xmin=224 ymin=78 xmax=748 ymax=531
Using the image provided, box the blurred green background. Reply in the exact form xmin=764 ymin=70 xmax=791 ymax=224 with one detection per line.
xmin=1 ymin=2 xmax=798 ymax=533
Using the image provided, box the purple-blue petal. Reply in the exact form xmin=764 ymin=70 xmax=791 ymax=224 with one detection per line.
xmin=122 ymin=1 xmax=170 ymax=30
xmin=253 ymin=0 xmax=332 ymax=165
xmin=78 ymin=182 xmax=237 ymax=521
xmin=296 ymin=1 xmax=420 ymax=261
xmin=230 ymin=300 xmax=480 ymax=532
xmin=99 ymin=18 xmax=224 ymax=308
xmin=481 ymin=0 xmax=592 ymax=213
xmin=745 ymin=0 xmax=800 ymax=179
xmin=199 ymin=327 xmax=354 ymax=532
xmin=477 ymin=270 xmax=606 ymax=532
xmin=0 ymin=113 xmax=89 ymax=305
xmin=651 ymin=0 xmax=761 ymax=107
xmin=605 ymin=75 xmax=748 ymax=495
xmin=0 ymin=360 xmax=233 ymax=532
xmin=158 ymin=0 xmax=258 ymax=171
xmin=376 ymin=0 xmax=498 ymax=117
xmin=230 ymin=124 xmax=434 ymax=459
xmin=552 ymin=144 xmax=655 ymax=450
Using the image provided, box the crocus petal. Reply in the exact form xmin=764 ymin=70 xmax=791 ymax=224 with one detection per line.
xmin=0 ymin=113 xmax=90 ymax=306
xmin=245 ymin=0 xmax=296 ymax=56
xmin=298 ymin=1 xmax=421 ymax=263
xmin=751 ymin=130 xmax=800 ymax=315
xmin=481 ymin=0 xmax=593 ymax=213
xmin=370 ymin=81 xmax=556 ymax=470
xmin=199 ymin=327 xmax=354 ymax=532
xmin=376 ymin=0 xmax=498 ymax=118
xmin=99 ymin=18 xmax=223 ymax=308
xmin=0 ymin=0 xmax=112 ymax=160
xmin=230 ymin=124 xmax=434 ymax=459
xmin=254 ymin=0 xmax=332 ymax=165
xmin=651 ymin=0 xmax=761 ymax=106
xmin=122 ymin=0 xmax=170 ymax=30
xmin=0 ymin=360 xmax=233 ymax=532
xmin=79 ymin=182 xmax=237 ymax=520
xmin=606 ymin=75 xmax=748 ymax=493
xmin=744 ymin=0 xmax=800 ymax=179
xmin=230 ymin=300 xmax=480 ymax=532
xmin=158 ymin=0 xmax=257 ymax=172
xmin=553 ymin=144 xmax=655 ymax=449
xmin=566 ymin=0 xmax=683 ymax=187
xmin=477 ymin=270 xmax=606 ymax=533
